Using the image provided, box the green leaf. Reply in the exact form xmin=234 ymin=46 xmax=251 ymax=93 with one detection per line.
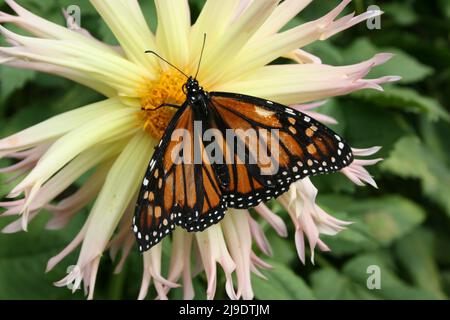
xmin=0 ymin=213 xmax=85 ymax=299
xmin=304 ymin=41 xmax=344 ymax=65
xmin=342 ymin=253 xmax=439 ymax=299
xmin=312 ymin=172 xmax=356 ymax=194
xmin=381 ymin=136 xmax=450 ymax=217
xmin=311 ymin=200 xmax=378 ymax=256
xmin=319 ymin=195 xmax=426 ymax=247
xmin=12 ymin=0 xmax=54 ymax=14
xmin=442 ymin=271 xmax=450 ymax=297
xmin=321 ymin=222 xmax=379 ymax=256
xmin=311 ymin=268 xmax=378 ymax=300
xmin=312 ymin=252 xmax=440 ymax=300
xmin=0 ymin=98 xmax=56 ymax=138
xmin=339 ymin=98 xmax=414 ymax=155
xmin=252 ymin=261 xmax=315 ymax=300
xmin=351 ymin=86 xmax=450 ymax=121
xmin=265 ymin=233 xmax=297 ymax=265
xmin=170 ymin=277 xmax=208 ymax=300
xmin=384 ymin=2 xmax=418 ymax=26
xmin=139 ymin=0 xmax=158 ymax=33
xmin=438 ymin=0 xmax=450 ymax=19
xmin=434 ymin=230 xmax=450 ymax=267
xmin=343 ymin=38 xmax=433 ymax=84
xmin=359 ymin=197 xmax=425 ymax=246
xmin=97 ymin=20 xmax=119 ymax=45
xmin=395 ymin=228 xmax=447 ymax=299
xmin=52 ymin=0 xmax=98 ymax=15
xmin=315 ymin=99 xmax=347 ymax=134
xmin=0 ymin=66 xmax=36 ymax=100
xmin=420 ymin=119 xmax=450 ymax=166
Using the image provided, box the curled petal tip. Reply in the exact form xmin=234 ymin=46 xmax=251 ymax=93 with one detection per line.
xmin=154 ymin=274 xmax=181 ymax=289
xmin=45 ymin=263 xmax=52 ymax=274
xmin=352 ymin=146 xmax=382 ymax=156
xmin=1 ymin=225 xmax=15 ymax=234
xmin=372 ymin=53 xmax=395 ymax=65
xmin=364 ymin=82 xmax=384 ymax=91
xmin=368 ymin=180 xmax=379 ymax=189
xmin=8 ymin=184 xmax=26 ymax=198
xmin=21 ymin=217 xmax=29 ymax=232
xmin=6 ymin=192 xmax=20 ymax=199
xmin=387 ymin=75 xmax=402 ymax=82
xmin=294 ymin=231 xmax=306 ymax=265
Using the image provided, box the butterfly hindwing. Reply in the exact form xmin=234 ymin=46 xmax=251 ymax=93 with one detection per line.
xmin=208 ymin=92 xmax=354 ymax=208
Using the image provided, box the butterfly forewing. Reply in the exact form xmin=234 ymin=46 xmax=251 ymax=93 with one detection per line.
xmin=133 ymin=103 xmax=228 ymax=252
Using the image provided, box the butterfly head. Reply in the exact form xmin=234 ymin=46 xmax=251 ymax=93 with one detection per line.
xmin=183 ymin=76 xmax=208 ymax=103
xmin=184 ymin=77 xmax=201 ymax=92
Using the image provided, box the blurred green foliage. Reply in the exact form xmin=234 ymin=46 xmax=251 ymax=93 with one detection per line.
xmin=0 ymin=0 xmax=449 ymax=300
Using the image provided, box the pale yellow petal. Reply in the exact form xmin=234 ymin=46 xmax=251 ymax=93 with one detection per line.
xmin=214 ymin=0 xmax=382 ymax=85
xmin=3 ymin=0 xmax=116 ymax=53
xmin=189 ymin=0 xmax=240 ymax=73
xmin=77 ymin=131 xmax=154 ymax=270
xmin=218 ymin=55 xmax=395 ymax=104
xmin=0 ymin=26 xmax=153 ymax=97
xmin=90 ymin=0 xmax=158 ymax=71
xmin=222 ymin=210 xmax=253 ymax=300
xmin=201 ymin=0 xmax=279 ymax=87
xmin=0 ymin=98 xmax=125 ymax=152
xmin=11 ymin=107 xmax=139 ymax=194
xmin=155 ymin=0 xmax=191 ymax=68
xmin=252 ymin=0 xmax=312 ymax=38
xmin=23 ymin=140 xmax=125 ymax=211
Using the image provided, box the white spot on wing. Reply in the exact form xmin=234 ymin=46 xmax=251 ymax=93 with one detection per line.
xmin=255 ymin=106 xmax=276 ymax=117
xmin=285 ymin=108 xmax=295 ymax=115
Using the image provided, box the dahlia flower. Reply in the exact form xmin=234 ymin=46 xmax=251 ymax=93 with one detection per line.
xmin=0 ymin=0 xmax=397 ymax=300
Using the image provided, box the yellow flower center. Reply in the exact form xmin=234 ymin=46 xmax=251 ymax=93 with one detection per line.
xmin=139 ymin=70 xmax=186 ymax=140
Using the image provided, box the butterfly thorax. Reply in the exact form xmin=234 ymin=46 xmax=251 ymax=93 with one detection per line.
xmin=183 ymin=77 xmax=210 ymax=116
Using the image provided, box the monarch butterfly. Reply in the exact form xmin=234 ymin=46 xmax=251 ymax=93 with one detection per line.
xmin=133 ymin=37 xmax=353 ymax=253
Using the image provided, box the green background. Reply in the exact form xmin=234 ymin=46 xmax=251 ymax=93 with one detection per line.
xmin=0 ymin=0 xmax=449 ymax=299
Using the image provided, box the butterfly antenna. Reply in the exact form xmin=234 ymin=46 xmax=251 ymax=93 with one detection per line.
xmin=145 ymin=50 xmax=189 ymax=78
xmin=194 ymin=33 xmax=207 ymax=79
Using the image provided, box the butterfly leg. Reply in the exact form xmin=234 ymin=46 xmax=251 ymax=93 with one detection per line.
xmin=141 ymin=103 xmax=181 ymax=111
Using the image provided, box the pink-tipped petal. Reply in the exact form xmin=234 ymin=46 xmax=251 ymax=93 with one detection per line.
xmin=87 ymin=257 xmax=101 ymax=300
xmin=295 ymin=229 xmax=306 ymax=265
xmin=253 ymin=203 xmax=288 ymax=237
xmin=341 ymin=146 xmax=383 ymax=188
xmin=352 ymin=146 xmax=382 ymax=156
xmin=196 ymin=225 xmax=237 ymax=300
xmin=285 ymin=48 xmax=322 ymax=64
xmin=247 ymin=214 xmax=273 ymax=256
xmin=279 ymin=178 xmax=352 ymax=264
xmin=46 ymin=225 xmax=87 ymax=273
